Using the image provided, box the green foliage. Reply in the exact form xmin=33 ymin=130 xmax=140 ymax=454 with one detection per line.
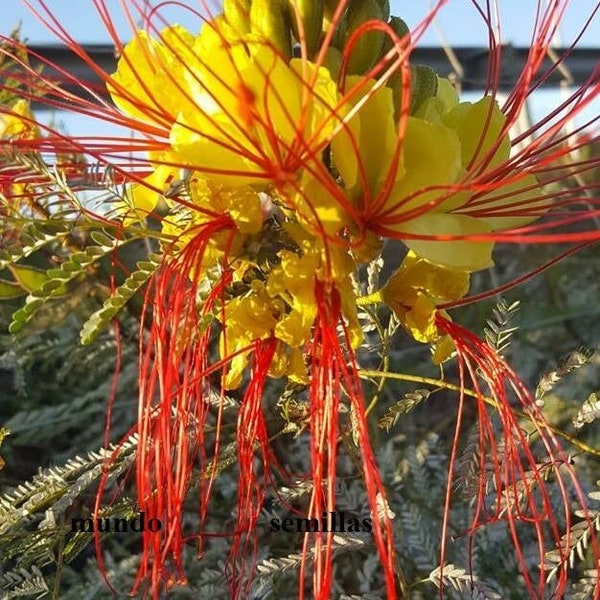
xmin=3 ymin=256 xmax=600 ymax=599
xmin=9 ymin=232 xmax=137 ymax=335
xmin=80 ymin=252 xmax=160 ymax=345
xmin=536 ymin=346 xmax=595 ymax=404
xmin=0 ymin=566 xmax=49 ymax=600
xmin=573 ymin=391 xmax=600 ymax=430
xmin=378 ymin=388 xmax=431 ymax=431
xmin=545 ymin=481 xmax=600 ymax=584
xmin=483 ymin=298 xmax=520 ymax=357
xmin=0 ymin=221 xmax=72 ymax=272
xmin=429 ymin=564 xmax=502 ymax=599
xmin=2 ymin=95 xmax=600 ymax=598
xmin=0 ymin=438 xmax=139 ymax=598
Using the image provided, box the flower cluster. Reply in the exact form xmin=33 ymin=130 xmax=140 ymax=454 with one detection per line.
xmin=2 ymin=1 xmax=600 ymax=599
xmin=108 ymin=10 xmax=546 ymax=381
xmin=103 ymin=3 xmax=600 ymax=595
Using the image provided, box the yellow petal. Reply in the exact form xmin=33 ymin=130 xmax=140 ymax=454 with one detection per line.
xmin=385 ymin=117 xmax=462 ymax=215
xmin=331 ymin=78 xmax=399 ymax=193
xmin=287 ymin=346 xmax=309 ymax=385
xmin=405 ymin=292 xmax=438 ymax=343
xmin=293 ymin=170 xmax=353 ymax=238
xmin=388 ymin=250 xmax=470 ymax=301
xmin=435 ymin=77 xmax=460 ymax=113
xmin=398 ymin=213 xmax=494 ymax=271
xmin=223 ymin=352 xmax=247 ymax=389
xmin=444 ymin=96 xmax=510 ymax=170
xmin=172 ymin=41 xmax=342 ymax=187
xmin=475 ymin=174 xmax=550 ymax=230
xmin=0 ymin=99 xmax=38 ymax=139
xmin=275 ymin=309 xmax=313 ymax=347
xmin=108 ymin=26 xmax=196 ymax=125
xmin=432 ymin=335 xmax=456 ymax=364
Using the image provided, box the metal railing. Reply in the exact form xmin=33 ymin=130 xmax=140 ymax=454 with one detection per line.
xmin=23 ymin=43 xmax=600 ymax=109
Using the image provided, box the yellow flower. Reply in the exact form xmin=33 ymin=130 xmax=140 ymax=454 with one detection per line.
xmin=288 ymin=168 xmax=355 ymax=239
xmin=219 ymin=222 xmax=363 ymax=389
xmin=220 ymin=279 xmax=312 ymax=389
xmin=332 ymin=78 xmax=403 ymax=198
xmin=381 ymin=250 xmax=470 ymax=363
xmin=0 ymin=99 xmax=38 ymax=139
xmin=109 ymin=18 xmax=348 ymax=245
xmin=160 ymin=177 xmax=264 ymax=272
xmin=268 ymin=343 xmax=309 ymax=385
xmin=169 ymin=33 xmax=342 ymax=187
xmin=331 ymin=76 xmax=548 ymax=272
xmin=118 ymin=153 xmax=181 ymax=224
xmin=220 ymin=280 xmax=283 ymax=389
xmin=107 ymin=25 xmax=198 ymax=127
xmin=266 ymin=248 xmax=319 ymax=347
xmin=267 ymin=228 xmax=363 ymax=350
xmin=1 ymin=99 xmax=40 ymax=201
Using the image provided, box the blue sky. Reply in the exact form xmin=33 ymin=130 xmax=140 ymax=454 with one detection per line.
xmin=3 ymin=0 xmax=599 ymax=134
xmin=4 ymin=1 xmax=599 ymax=46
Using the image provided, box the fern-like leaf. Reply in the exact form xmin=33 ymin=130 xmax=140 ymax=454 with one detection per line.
xmin=79 ymin=253 xmax=160 ymax=344
xmin=255 ymin=534 xmax=367 ymax=579
xmin=429 ymin=564 xmax=502 ymax=599
xmin=0 ymin=221 xmax=71 ymax=271
xmin=378 ymin=389 xmax=431 ymax=431
xmin=483 ymin=299 xmax=520 ymax=357
xmin=0 ymin=434 xmax=138 ymax=537
xmin=535 ymin=346 xmax=595 ymax=403
xmin=400 ymin=502 xmax=437 ymax=572
xmin=9 ymin=231 xmax=136 ymax=334
xmin=0 ymin=566 xmax=49 ymax=600
xmin=545 ymin=480 xmax=600 ymax=583
xmin=570 ymin=568 xmax=600 ymax=600
xmin=573 ymin=391 xmax=600 ymax=430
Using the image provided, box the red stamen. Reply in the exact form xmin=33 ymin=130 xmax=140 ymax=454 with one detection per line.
xmin=437 ymin=314 xmax=600 ymax=598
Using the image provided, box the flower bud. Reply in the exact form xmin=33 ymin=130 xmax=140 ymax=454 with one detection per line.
xmin=410 ymin=64 xmax=438 ymax=113
xmin=329 ymin=11 xmax=348 ymax=50
xmin=223 ymin=0 xmax=252 ymax=36
xmin=374 ymin=0 xmax=390 ymax=22
xmin=250 ymin=0 xmax=292 ymax=59
xmin=380 ymin=16 xmax=411 ymax=60
xmin=287 ymin=0 xmax=324 ymax=57
xmin=323 ymin=46 xmax=342 ymax=79
xmin=345 ymin=0 xmax=385 ymax=75
xmin=320 ymin=0 xmax=348 ymax=50
xmin=386 ymin=64 xmax=438 ymax=119
xmin=323 ymin=0 xmax=344 ymax=21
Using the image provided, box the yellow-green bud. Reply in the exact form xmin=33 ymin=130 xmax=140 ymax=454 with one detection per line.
xmin=287 ymin=0 xmax=324 ymax=57
xmin=329 ymin=11 xmax=348 ymax=50
xmin=374 ymin=0 xmax=390 ymax=22
xmin=250 ymin=0 xmax=292 ymax=59
xmin=223 ymin=0 xmax=252 ymax=36
xmin=380 ymin=16 xmax=411 ymax=60
xmin=345 ymin=0 xmax=385 ymax=75
xmin=410 ymin=64 xmax=438 ymax=113
xmin=323 ymin=46 xmax=342 ymax=79
xmin=321 ymin=0 xmax=347 ymax=50
xmin=323 ymin=0 xmax=345 ymax=21
xmin=386 ymin=64 xmax=439 ymax=119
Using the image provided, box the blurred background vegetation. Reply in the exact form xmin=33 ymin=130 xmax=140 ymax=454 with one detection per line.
xmin=2 ymin=1 xmax=600 ymax=597
xmin=1 ymin=211 xmax=600 ymax=599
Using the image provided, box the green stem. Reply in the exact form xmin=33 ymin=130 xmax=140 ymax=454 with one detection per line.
xmin=359 ymin=368 xmax=600 ymax=458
